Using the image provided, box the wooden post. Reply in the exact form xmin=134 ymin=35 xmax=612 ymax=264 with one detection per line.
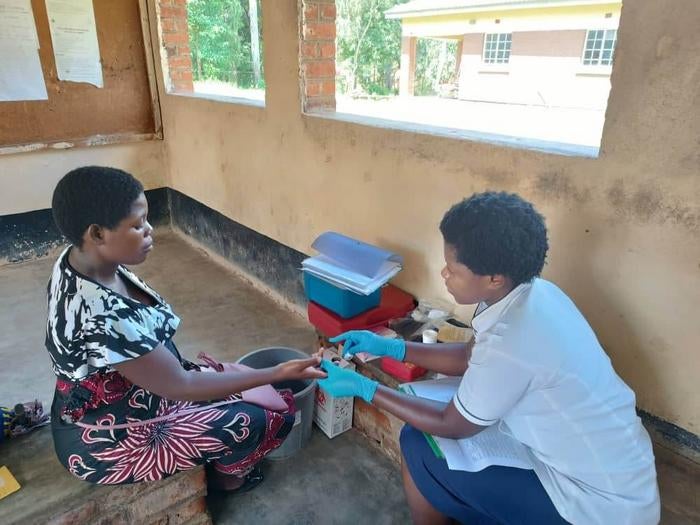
xmin=399 ymin=36 xmax=417 ymax=96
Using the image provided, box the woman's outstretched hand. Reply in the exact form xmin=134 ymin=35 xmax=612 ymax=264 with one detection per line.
xmin=275 ymin=356 xmax=327 ymax=382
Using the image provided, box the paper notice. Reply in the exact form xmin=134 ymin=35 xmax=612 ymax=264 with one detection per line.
xmin=45 ymin=0 xmax=103 ymax=87
xmin=0 ymin=0 xmax=48 ymax=101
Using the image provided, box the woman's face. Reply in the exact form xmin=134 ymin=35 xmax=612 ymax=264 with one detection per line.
xmin=441 ymin=243 xmax=493 ymax=305
xmin=98 ymin=193 xmax=153 ymax=266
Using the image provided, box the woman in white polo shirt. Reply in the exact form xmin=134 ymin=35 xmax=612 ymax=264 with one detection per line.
xmin=318 ymin=192 xmax=660 ymax=525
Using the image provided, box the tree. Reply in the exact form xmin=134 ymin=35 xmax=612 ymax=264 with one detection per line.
xmin=248 ymin=0 xmax=261 ymax=86
xmin=336 ymin=0 xmax=403 ymax=96
xmin=336 ymin=0 xmax=461 ymax=98
xmin=186 ymin=0 xmax=264 ymax=88
xmin=415 ymin=38 xmax=457 ymax=96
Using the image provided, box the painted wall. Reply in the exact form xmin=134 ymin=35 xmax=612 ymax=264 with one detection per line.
xmin=0 ymin=142 xmax=166 ymax=216
xmin=458 ymin=30 xmax=612 ymax=109
xmin=156 ymin=0 xmax=700 ymax=434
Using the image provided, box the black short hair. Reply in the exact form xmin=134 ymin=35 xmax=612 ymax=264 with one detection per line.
xmin=52 ymin=166 xmax=144 ymax=247
xmin=439 ymin=192 xmax=548 ymax=286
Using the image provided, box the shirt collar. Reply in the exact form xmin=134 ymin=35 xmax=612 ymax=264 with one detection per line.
xmin=471 ymin=281 xmax=533 ymax=334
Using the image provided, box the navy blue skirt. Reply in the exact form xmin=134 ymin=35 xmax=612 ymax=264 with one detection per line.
xmin=400 ymin=425 xmax=569 ymax=525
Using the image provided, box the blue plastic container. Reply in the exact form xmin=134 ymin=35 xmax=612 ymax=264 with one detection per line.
xmin=303 ymin=272 xmax=381 ymax=318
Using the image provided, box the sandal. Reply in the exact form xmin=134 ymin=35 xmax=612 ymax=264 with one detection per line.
xmin=207 ymin=464 xmax=265 ymax=494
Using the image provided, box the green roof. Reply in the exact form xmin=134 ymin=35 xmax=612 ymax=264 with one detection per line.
xmin=385 ymin=0 xmax=620 ymax=19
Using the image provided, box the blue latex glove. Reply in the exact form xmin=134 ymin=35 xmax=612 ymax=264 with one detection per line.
xmin=329 ymin=330 xmax=406 ymax=361
xmin=317 ymin=360 xmax=378 ymax=403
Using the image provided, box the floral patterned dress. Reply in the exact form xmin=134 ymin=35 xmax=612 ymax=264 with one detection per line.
xmin=45 ymin=247 xmax=294 ymax=485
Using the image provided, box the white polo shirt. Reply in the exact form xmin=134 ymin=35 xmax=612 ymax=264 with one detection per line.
xmin=454 ymin=278 xmax=660 ymax=525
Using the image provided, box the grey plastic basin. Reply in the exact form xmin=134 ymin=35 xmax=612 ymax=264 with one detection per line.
xmin=236 ymin=347 xmax=316 ymax=460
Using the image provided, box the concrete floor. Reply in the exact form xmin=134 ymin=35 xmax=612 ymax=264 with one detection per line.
xmin=0 ymin=229 xmax=697 ymax=524
xmin=207 ymin=428 xmax=410 ymax=524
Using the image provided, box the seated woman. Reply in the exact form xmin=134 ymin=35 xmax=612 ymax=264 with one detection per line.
xmin=318 ymin=192 xmax=660 ymax=525
xmin=46 ymin=166 xmax=325 ymax=491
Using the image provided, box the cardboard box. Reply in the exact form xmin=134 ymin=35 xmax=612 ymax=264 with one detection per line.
xmin=314 ymin=349 xmax=355 ymax=438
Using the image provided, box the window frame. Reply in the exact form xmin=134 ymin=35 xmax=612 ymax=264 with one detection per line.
xmin=582 ymin=29 xmax=617 ymax=67
xmin=482 ymin=33 xmax=512 ymax=65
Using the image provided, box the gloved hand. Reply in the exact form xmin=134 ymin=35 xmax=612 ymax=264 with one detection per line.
xmin=329 ymin=330 xmax=406 ymax=361
xmin=317 ymin=360 xmax=378 ymax=403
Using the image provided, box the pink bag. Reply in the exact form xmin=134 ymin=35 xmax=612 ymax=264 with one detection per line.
xmin=197 ymin=352 xmax=288 ymax=412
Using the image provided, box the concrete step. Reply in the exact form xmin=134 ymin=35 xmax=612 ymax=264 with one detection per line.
xmin=0 ymin=427 xmax=212 ymax=525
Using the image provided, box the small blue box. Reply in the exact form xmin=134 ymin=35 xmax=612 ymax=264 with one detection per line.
xmin=303 ymin=272 xmax=381 ymax=319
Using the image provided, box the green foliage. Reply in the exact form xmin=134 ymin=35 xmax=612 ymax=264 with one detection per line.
xmin=336 ymin=0 xmax=403 ymax=96
xmin=186 ymin=0 xmax=264 ymax=88
xmin=415 ymin=39 xmax=458 ymax=96
xmin=185 ymin=0 xmax=457 ymax=96
xmin=336 ymin=0 xmax=457 ymax=97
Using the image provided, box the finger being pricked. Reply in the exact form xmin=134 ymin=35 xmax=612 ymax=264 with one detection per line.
xmin=298 ymin=356 xmax=326 ymax=375
xmin=292 ymin=356 xmax=321 ymax=369
xmin=304 ymin=366 xmax=328 ymax=379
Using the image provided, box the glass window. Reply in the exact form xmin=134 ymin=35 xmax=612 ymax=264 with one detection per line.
xmin=583 ymin=29 xmax=617 ymax=66
xmin=483 ymin=33 xmax=512 ymax=64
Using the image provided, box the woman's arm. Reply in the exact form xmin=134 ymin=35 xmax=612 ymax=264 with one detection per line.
xmin=318 ymin=357 xmax=482 ymax=439
xmin=402 ymin=336 xmax=474 ymax=376
xmin=114 ymin=344 xmax=325 ymax=402
xmin=372 ymin=385 xmax=484 ymax=439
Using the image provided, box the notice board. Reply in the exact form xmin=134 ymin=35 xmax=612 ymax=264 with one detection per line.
xmin=0 ymin=0 xmax=161 ymax=154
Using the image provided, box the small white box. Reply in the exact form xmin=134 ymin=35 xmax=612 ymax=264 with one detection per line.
xmin=314 ymin=349 xmax=355 ymax=439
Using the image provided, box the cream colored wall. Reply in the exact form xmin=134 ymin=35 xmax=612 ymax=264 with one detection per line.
xmin=0 ymin=142 xmax=166 ymax=216
xmin=159 ymin=1 xmax=699 ymax=432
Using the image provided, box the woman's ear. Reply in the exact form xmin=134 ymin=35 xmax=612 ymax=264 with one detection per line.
xmin=86 ymin=224 xmax=106 ymax=245
xmin=488 ymin=273 xmax=508 ymax=290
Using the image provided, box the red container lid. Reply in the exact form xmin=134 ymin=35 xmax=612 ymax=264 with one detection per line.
xmin=308 ymin=284 xmax=416 ymax=338
xmin=380 ymin=357 xmax=427 ymax=382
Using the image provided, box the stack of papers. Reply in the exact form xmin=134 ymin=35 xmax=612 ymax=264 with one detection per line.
xmin=401 ymin=377 xmax=533 ymax=472
xmin=302 ymin=232 xmax=403 ymax=296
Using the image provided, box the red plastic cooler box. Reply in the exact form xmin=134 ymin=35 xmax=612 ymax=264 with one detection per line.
xmin=308 ymin=284 xmax=415 ymax=338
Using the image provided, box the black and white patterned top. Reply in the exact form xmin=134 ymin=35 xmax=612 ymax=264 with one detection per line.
xmin=45 ymin=247 xmax=181 ymax=382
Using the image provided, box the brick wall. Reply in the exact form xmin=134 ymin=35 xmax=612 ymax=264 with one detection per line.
xmin=158 ymin=0 xmax=194 ymax=93
xmin=51 ymin=468 xmax=210 ymax=524
xmin=299 ymin=0 xmax=336 ymax=111
xmin=351 ymin=359 xmax=406 ymax=464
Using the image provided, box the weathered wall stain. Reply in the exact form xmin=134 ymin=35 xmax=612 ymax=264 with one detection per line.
xmin=607 ymin=179 xmax=699 ymax=230
xmin=534 ymin=171 xmax=591 ymax=203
